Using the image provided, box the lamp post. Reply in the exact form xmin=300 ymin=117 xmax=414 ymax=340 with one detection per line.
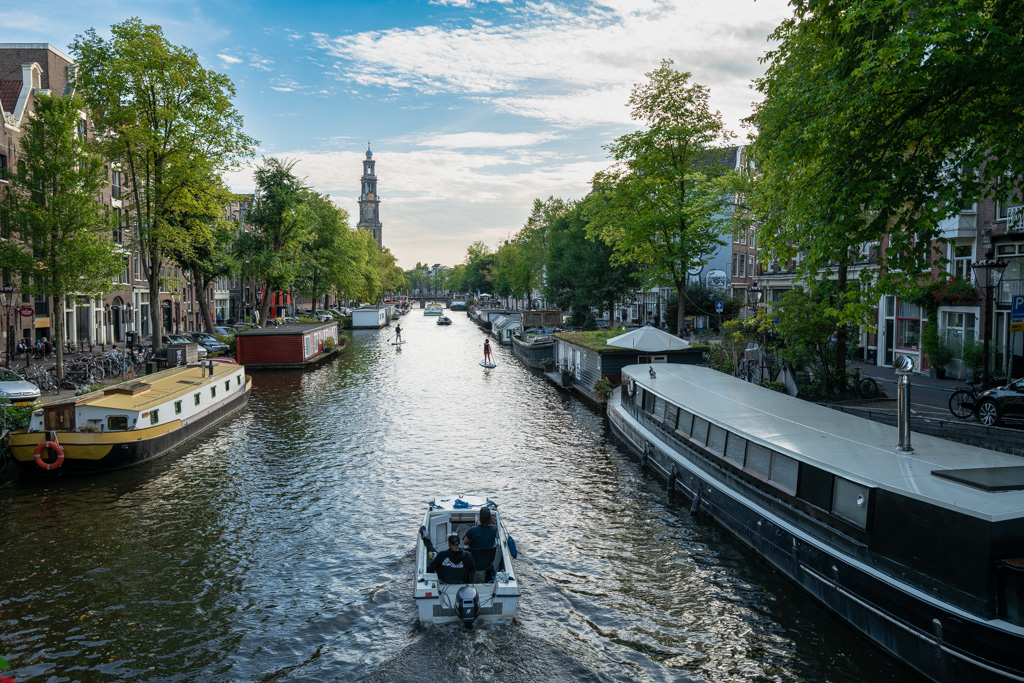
xmin=971 ymin=255 xmax=1007 ymax=383
xmin=1 ymin=286 xmax=14 ymax=369
xmin=746 ymin=285 xmax=763 ymax=313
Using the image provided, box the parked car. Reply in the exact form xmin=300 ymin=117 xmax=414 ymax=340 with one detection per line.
xmin=189 ymin=332 xmax=229 ymax=355
xmin=314 ymin=310 xmax=335 ymax=322
xmin=167 ymin=334 xmax=208 ymax=358
xmin=276 ymin=316 xmax=300 ymax=324
xmin=0 ymin=368 xmax=41 ymax=406
xmin=974 ymin=378 xmax=1024 ymax=427
xmin=213 ymin=326 xmax=235 ymax=337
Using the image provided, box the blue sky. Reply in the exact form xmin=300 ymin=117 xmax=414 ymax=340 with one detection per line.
xmin=3 ymin=0 xmax=792 ymax=269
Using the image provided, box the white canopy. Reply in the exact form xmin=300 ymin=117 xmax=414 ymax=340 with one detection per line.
xmin=606 ymin=327 xmax=691 ymax=352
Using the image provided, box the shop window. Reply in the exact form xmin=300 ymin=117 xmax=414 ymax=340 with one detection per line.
xmin=896 ymin=301 xmax=922 ymax=350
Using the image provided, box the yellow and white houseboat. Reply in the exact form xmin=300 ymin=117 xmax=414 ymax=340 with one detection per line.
xmin=8 ymin=361 xmax=251 ymax=475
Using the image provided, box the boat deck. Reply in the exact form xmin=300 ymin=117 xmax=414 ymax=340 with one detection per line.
xmin=622 ymin=364 xmax=1024 ymax=521
xmin=59 ymin=363 xmax=240 ymax=412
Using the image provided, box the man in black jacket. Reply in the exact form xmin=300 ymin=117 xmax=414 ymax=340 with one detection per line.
xmin=428 ymin=534 xmax=475 ymax=584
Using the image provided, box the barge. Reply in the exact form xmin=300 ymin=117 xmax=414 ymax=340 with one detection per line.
xmin=8 ymin=361 xmax=251 ymax=475
xmin=608 ymin=363 xmax=1024 ymax=682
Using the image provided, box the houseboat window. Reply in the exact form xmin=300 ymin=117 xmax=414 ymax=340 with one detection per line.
xmin=770 ymin=453 xmax=799 ymax=494
xmin=236 ymin=375 xmax=241 ymax=386
xmin=150 ymin=409 xmax=159 ymax=425
xmin=643 ymin=390 xmax=654 ymax=414
xmin=653 ymin=396 xmax=666 ymax=422
xmin=746 ymin=442 xmax=772 ymax=478
xmin=725 ymin=433 xmax=746 ymax=465
xmin=676 ymin=409 xmax=693 ymax=437
xmin=707 ymin=424 xmax=727 ymax=455
xmin=633 ymin=387 xmax=643 ymax=407
xmin=174 ymin=400 xmax=182 ymax=415
xmin=224 ymin=381 xmax=230 ymax=392
xmin=107 ymin=415 xmax=128 ymax=431
xmin=832 ymin=477 xmax=870 ymax=528
xmin=195 ymin=393 xmax=201 ymax=406
xmin=211 ymin=386 xmax=217 ymax=398
xmin=691 ymin=417 xmax=709 ymax=445
xmin=665 ymin=404 xmax=678 ymax=430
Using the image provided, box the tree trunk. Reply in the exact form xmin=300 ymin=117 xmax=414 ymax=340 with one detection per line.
xmin=836 ymin=261 xmax=849 ymax=393
xmin=676 ymin=282 xmax=687 ymax=336
xmin=259 ymin=282 xmax=272 ymax=324
xmin=148 ymin=244 xmax=163 ymax=351
xmin=195 ymin=279 xmax=216 ymax=334
xmin=53 ymin=295 xmax=64 ymax=382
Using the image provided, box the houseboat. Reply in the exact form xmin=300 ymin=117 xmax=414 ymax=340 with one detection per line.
xmin=424 ymin=302 xmax=444 ymax=316
xmin=608 ymin=363 xmax=1024 ymax=682
xmin=415 ymin=495 xmax=520 ymax=625
xmin=235 ymin=322 xmax=340 ymax=368
xmin=8 ymin=361 xmax=251 ymax=475
xmin=351 ymin=306 xmax=389 ymax=329
xmin=491 ymin=313 xmax=521 ymax=344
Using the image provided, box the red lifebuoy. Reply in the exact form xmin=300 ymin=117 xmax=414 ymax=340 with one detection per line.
xmin=627 ymin=378 xmax=636 ymax=397
xmin=33 ymin=441 xmax=65 ymax=471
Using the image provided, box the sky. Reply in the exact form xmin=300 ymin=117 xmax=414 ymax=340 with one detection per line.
xmin=2 ymin=0 xmax=793 ymax=270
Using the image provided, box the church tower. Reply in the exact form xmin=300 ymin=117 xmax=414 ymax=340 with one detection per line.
xmin=357 ymin=142 xmax=383 ymax=249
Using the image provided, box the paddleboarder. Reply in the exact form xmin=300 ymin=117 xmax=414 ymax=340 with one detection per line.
xmin=483 ymin=339 xmax=492 ymax=364
xmin=395 ymin=324 xmax=403 ymax=344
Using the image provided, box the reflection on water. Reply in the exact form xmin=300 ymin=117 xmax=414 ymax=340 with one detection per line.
xmin=0 ymin=312 xmax=915 ymax=682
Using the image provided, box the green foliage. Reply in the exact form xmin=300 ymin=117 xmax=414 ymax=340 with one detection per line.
xmin=585 ymin=60 xmax=741 ymax=334
xmin=323 ymin=337 xmax=337 ymax=350
xmin=961 ymin=339 xmax=987 ymax=377
xmin=682 ymin=280 xmax=743 ymax=332
xmin=748 ymin=0 xmax=1024 ymax=313
xmin=0 ymin=93 xmax=123 ymax=381
xmin=593 ymin=376 xmax=614 ymax=400
xmin=540 ymin=358 xmax=555 ymax=371
xmin=1 ymin=402 xmax=34 ymax=431
xmin=767 ymin=381 xmax=788 ymax=394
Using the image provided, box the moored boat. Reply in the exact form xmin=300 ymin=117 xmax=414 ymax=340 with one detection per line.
xmin=415 ymin=495 xmax=520 ymax=624
xmin=8 ymin=361 xmax=252 ymax=475
xmin=424 ymin=302 xmax=444 ymax=316
xmin=608 ymin=363 xmax=1024 ymax=682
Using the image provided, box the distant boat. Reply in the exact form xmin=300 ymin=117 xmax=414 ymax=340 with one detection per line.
xmin=424 ymin=302 xmax=444 ymax=316
xmin=9 ymin=362 xmax=251 ymax=475
xmin=436 ymin=316 xmax=452 ymax=325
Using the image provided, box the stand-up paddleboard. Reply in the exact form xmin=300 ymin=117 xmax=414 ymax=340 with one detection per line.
xmin=480 ymin=360 xmax=496 ymax=368
xmin=391 ymin=340 xmax=407 ymax=345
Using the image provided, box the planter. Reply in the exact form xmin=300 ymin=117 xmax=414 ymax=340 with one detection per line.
xmin=560 ymin=374 xmax=573 ymax=387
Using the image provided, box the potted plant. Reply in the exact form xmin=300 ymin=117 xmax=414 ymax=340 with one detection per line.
xmin=961 ymin=339 xmax=986 ymax=382
xmin=540 ymin=358 xmax=555 ymax=372
xmin=593 ymin=376 xmax=613 ymax=401
xmin=927 ymin=339 xmax=954 ymax=379
xmin=560 ymin=369 xmax=573 ymax=387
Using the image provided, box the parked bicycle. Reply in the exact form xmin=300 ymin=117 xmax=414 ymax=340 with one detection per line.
xmin=948 ymin=378 xmax=1002 ymax=419
xmin=849 ymin=367 xmax=884 ymax=399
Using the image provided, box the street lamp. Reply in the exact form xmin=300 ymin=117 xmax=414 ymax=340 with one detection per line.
xmin=746 ymin=285 xmax=763 ymax=312
xmin=1 ymin=286 xmax=14 ymax=368
xmin=971 ymin=255 xmax=1007 ymax=383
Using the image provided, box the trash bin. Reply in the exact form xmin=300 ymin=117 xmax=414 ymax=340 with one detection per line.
xmin=146 ymin=361 xmax=159 ymax=375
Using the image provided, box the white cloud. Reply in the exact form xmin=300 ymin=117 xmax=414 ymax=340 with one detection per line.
xmin=430 ymin=0 xmax=512 ymax=5
xmin=217 ymin=53 xmax=242 ymax=66
xmin=311 ymin=0 xmax=791 ymax=130
xmin=416 ymin=131 xmax=562 ymax=149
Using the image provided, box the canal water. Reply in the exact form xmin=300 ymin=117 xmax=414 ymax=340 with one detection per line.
xmin=0 ymin=312 xmax=918 ymax=682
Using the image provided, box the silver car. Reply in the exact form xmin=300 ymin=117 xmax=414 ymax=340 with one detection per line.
xmin=0 ymin=368 xmax=41 ymax=406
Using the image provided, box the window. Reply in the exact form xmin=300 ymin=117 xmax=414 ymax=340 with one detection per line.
xmin=896 ymin=301 xmax=922 ymax=350
xmin=194 ymin=392 xmax=201 ymax=406
xmin=107 ymin=415 xmax=128 ymax=431
xmin=150 ymin=409 xmax=159 ymax=425
xmin=174 ymin=400 xmax=182 ymax=415
xmin=113 ymin=208 xmax=123 ymax=244
xmin=943 ymin=311 xmax=976 ymax=357
xmin=111 ymin=170 xmax=122 ymax=199
xmin=951 ymin=244 xmax=973 ymax=280
xmin=0 ymin=153 xmax=7 ymax=180
xmin=739 ymin=254 xmax=746 ymax=278
xmin=224 ymin=381 xmax=230 ymax=392
xmin=236 ymin=376 xmax=242 ymax=386
xmin=211 ymin=386 xmax=217 ymax=398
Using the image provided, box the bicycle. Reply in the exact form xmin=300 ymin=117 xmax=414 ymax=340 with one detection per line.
xmin=947 ymin=379 xmax=1002 ymax=420
xmin=850 ymin=367 xmax=883 ymax=399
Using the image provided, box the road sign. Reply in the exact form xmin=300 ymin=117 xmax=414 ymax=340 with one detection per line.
xmin=1012 ymin=294 xmax=1024 ymax=321
xmin=715 ymin=301 xmax=723 ymax=312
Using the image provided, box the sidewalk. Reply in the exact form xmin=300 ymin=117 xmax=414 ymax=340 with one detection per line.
xmin=852 ymin=362 xmax=975 ymax=421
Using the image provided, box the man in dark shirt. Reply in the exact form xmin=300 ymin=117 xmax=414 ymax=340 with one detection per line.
xmin=428 ymin=534 xmax=475 ymax=584
xmin=464 ymin=507 xmax=499 ymax=582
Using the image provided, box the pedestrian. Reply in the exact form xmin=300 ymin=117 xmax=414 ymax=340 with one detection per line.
xmin=17 ymin=339 xmax=27 ymax=360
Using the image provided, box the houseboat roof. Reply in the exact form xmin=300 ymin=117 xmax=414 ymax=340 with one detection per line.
xmin=50 ymin=363 xmax=241 ymax=412
xmin=623 ymin=363 xmax=1024 ymax=522
xmin=235 ymin=322 xmax=336 ymax=336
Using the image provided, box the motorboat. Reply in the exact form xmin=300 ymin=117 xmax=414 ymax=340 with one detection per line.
xmin=415 ymin=496 xmax=520 ymax=625
xmin=424 ymin=302 xmax=444 ymax=316
xmin=436 ymin=316 xmax=453 ymax=325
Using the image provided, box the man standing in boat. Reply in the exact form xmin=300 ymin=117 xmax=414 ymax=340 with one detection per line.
xmin=465 ymin=507 xmax=498 ymax=581
xmin=428 ymin=534 xmax=475 ymax=584
xmin=483 ymin=339 xmax=492 ymax=364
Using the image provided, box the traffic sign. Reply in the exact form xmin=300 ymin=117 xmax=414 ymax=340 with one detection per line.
xmin=1012 ymin=294 xmax=1024 ymax=321
xmin=715 ymin=301 xmax=723 ymax=312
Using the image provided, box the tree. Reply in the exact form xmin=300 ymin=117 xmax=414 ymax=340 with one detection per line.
xmin=748 ymin=0 xmax=1024 ymax=378
xmin=165 ymin=170 xmax=237 ymax=334
xmin=586 ymin=60 xmax=740 ymax=335
xmin=293 ymin=193 xmax=352 ymax=309
xmin=0 ymin=94 xmax=123 ymax=381
xmin=71 ymin=18 xmax=256 ymax=349
xmin=237 ymin=158 xmax=313 ymax=322
xmin=546 ymin=198 xmax=640 ymax=323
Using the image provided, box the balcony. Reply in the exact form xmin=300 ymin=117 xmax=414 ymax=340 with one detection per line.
xmin=937 ymin=209 xmax=977 ymax=240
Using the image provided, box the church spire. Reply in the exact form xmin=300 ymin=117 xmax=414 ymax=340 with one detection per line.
xmin=357 ymin=144 xmax=382 ymax=249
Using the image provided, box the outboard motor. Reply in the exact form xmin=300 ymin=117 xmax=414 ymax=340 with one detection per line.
xmin=456 ymin=585 xmax=479 ymax=625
